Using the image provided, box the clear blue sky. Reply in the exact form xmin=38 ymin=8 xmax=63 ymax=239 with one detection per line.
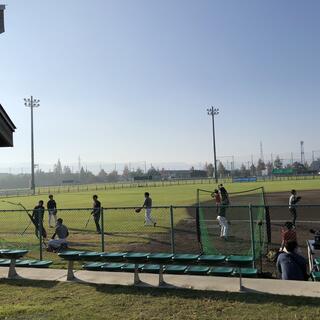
xmin=0 ymin=0 xmax=319 ymax=172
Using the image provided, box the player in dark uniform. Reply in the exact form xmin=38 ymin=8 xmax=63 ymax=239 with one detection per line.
xmin=92 ymin=195 xmax=101 ymax=234
xmin=32 ymin=200 xmax=47 ymax=238
xmin=142 ymin=192 xmax=156 ymax=227
xmin=218 ymin=184 xmax=230 ymax=239
xmin=47 ymin=194 xmax=57 ymax=228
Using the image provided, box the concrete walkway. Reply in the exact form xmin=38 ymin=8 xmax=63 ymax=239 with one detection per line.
xmin=1 ymin=267 xmax=320 ymax=298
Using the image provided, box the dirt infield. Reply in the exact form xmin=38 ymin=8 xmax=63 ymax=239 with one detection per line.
xmin=172 ymin=189 xmax=320 ymax=277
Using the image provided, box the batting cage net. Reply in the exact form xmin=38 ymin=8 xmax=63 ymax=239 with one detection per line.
xmin=196 ymin=187 xmax=267 ymax=260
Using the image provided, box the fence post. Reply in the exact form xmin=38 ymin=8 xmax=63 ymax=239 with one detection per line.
xmin=170 ymin=206 xmax=175 ymax=254
xmin=101 ymin=207 xmax=105 ymax=252
xmin=249 ymin=204 xmax=255 ymax=268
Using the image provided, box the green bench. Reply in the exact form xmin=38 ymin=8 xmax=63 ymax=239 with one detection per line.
xmin=59 ymin=251 xmax=257 ymax=289
xmin=311 ymin=258 xmax=320 ymax=281
xmin=226 ymin=255 xmax=255 ymax=290
xmin=311 ymin=271 xmax=320 ymax=281
xmin=0 ymin=249 xmax=52 ymax=278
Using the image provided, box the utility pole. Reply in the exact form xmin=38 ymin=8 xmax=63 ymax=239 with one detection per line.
xmin=207 ymin=106 xmax=219 ymax=183
xmin=260 ymin=141 xmax=264 ymax=161
xmin=24 ymin=96 xmax=40 ymax=195
xmin=300 ymin=141 xmax=305 ymax=164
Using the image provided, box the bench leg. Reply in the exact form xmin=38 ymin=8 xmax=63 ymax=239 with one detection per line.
xmin=159 ymin=265 xmax=165 ymax=286
xmin=238 ymin=267 xmax=244 ymax=292
xmin=8 ymin=259 xmax=17 ymax=279
xmin=67 ymin=260 xmax=75 ymax=281
xmin=134 ymin=264 xmax=140 ymax=285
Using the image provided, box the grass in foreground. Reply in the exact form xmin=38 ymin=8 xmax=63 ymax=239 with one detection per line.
xmin=0 ymin=280 xmax=320 ymax=320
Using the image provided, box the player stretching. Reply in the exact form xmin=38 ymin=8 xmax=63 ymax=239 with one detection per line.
xmin=289 ymin=189 xmax=301 ymax=226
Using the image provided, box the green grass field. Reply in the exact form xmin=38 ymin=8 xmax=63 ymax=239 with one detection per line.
xmin=1 ymin=178 xmax=320 ymax=208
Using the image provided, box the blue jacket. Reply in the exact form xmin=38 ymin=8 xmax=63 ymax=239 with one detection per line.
xmin=276 ymin=252 xmax=307 ymax=280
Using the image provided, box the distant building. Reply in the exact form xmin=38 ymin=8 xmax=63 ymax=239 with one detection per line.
xmin=0 ymin=5 xmax=5 ymax=34
xmin=310 ymin=160 xmax=320 ymax=172
xmin=160 ymin=169 xmax=207 ymax=180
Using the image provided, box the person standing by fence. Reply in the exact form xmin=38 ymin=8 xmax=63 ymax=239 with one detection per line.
xmin=47 ymin=194 xmax=57 ymax=228
xmin=92 ymin=195 xmax=101 ymax=234
xmin=32 ymin=200 xmax=47 ymax=239
xmin=289 ymin=189 xmax=301 ymax=226
xmin=213 ymin=188 xmax=228 ymax=240
xmin=142 ymin=192 xmax=156 ymax=227
xmin=212 ymin=189 xmax=221 ymax=215
xmin=218 ymin=184 xmax=230 ymax=206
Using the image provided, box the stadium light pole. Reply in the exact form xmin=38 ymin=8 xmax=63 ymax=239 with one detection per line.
xmin=24 ymin=96 xmax=40 ymax=195
xmin=207 ymin=106 xmax=219 ymax=183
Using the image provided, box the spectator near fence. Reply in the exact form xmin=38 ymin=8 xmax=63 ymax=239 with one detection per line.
xmin=276 ymin=240 xmax=308 ymax=281
xmin=280 ymin=221 xmax=297 ymax=251
xmin=48 ymin=218 xmax=69 ymax=252
xmin=47 ymin=194 xmax=57 ymax=228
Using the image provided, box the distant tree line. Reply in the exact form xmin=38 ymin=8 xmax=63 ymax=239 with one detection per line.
xmin=215 ymin=155 xmax=319 ymax=178
xmin=0 ymin=157 xmax=318 ymax=190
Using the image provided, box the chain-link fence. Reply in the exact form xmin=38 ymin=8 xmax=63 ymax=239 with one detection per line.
xmin=0 ymin=204 xmax=318 ymax=269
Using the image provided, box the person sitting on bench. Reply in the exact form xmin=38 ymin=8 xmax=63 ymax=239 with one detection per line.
xmin=47 ymin=218 xmax=69 ymax=252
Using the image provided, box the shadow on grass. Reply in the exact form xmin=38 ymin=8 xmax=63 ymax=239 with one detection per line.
xmin=92 ymin=282 xmax=320 ymax=308
xmin=1 ymin=272 xmax=320 ymax=309
xmin=0 ymin=278 xmax=58 ymax=289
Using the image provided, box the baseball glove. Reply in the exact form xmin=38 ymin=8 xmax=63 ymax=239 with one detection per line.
xmin=135 ymin=208 xmax=141 ymax=213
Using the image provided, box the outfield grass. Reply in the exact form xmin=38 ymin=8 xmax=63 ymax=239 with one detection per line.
xmin=1 ymin=178 xmax=320 ymax=209
xmin=0 ymin=280 xmax=319 ymax=319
